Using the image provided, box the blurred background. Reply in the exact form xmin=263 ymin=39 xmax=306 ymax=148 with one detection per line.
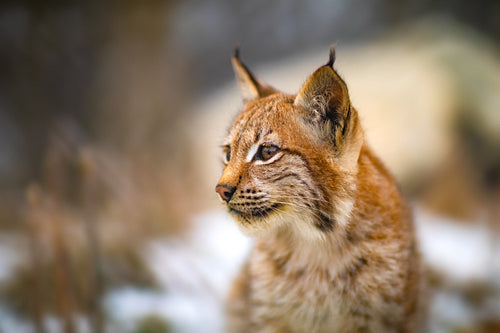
xmin=0 ymin=1 xmax=499 ymax=332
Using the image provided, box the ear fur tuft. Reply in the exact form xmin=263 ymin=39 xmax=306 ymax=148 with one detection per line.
xmin=234 ymin=43 xmax=240 ymax=59
xmin=231 ymin=48 xmax=278 ymax=103
xmin=327 ymin=45 xmax=336 ymax=68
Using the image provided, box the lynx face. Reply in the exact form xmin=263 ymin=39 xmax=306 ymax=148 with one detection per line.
xmin=218 ymin=96 xmax=333 ymax=236
xmin=216 ymin=49 xmax=363 ymax=237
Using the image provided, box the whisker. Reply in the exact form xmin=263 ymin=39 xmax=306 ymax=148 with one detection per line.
xmin=272 ymin=192 xmax=331 ymax=205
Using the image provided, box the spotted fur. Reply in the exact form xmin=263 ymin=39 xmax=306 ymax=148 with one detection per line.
xmin=216 ymin=47 xmax=426 ymax=333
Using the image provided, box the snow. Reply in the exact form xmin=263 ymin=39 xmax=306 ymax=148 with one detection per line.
xmin=121 ymin=207 xmax=499 ymax=333
xmin=105 ymin=210 xmax=252 ymax=333
xmin=0 ymin=208 xmax=498 ymax=332
xmin=145 ymin=211 xmax=252 ymax=298
xmin=0 ymin=234 xmax=25 ymax=283
xmin=105 ymin=287 xmax=223 ymax=333
xmin=0 ymin=305 xmax=34 ymax=333
xmin=428 ymin=290 xmax=476 ymax=333
xmin=415 ymin=206 xmax=499 ymax=285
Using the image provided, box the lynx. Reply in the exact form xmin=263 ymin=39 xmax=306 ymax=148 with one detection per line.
xmin=216 ymin=47 xmax=425 ymax=333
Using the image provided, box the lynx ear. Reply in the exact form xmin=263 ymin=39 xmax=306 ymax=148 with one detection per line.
xmin=231 ymin=47 xmax=278 ymax=103
xmin=294 ymin=47 xmax=351 ymax=144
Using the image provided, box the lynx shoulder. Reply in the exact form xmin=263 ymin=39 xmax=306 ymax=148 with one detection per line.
xmin=216 ymin=47 xmax=426 ymax=333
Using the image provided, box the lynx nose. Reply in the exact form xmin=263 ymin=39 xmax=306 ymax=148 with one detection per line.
xmin=215 ymin=184 xmax=236 ymax=203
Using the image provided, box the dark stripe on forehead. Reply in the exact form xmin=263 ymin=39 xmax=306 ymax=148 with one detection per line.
xmin=241 ymin=101 xmax=280 ymax=148
xmin=250 ymin=102 xmax=275 ymax=134
xmin=235 ymin=102 xmax=268 ymax=145
xmin=253 ymin=127 xmax=260 ymax=143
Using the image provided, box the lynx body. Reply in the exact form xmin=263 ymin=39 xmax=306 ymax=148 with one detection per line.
xmin=216 ymin=48 xmax=425 ymax=333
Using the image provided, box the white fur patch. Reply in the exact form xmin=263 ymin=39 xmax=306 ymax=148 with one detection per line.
xmin=246 ymin=143 xmax=259 ymax=162
xmin=333 ymin=197 xmax=354 ymax=228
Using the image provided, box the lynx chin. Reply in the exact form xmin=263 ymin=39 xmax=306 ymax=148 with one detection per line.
xmin=216 ymin=47 xmax=426 ymax=333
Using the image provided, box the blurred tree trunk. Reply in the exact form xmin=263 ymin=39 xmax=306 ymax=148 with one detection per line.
xmin=91 ymin=1 xmax=186 ymax=159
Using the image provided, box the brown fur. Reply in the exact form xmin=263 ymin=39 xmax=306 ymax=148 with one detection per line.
xmin=216 ymin=47 xmax=426 ymax=333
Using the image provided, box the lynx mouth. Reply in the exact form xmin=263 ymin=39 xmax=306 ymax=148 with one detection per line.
xmin=229 ymin=203 xmax=281 ymax=219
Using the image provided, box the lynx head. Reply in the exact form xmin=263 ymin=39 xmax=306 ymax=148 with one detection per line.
xmin=216 ymin=47 xmax=364 ymax=238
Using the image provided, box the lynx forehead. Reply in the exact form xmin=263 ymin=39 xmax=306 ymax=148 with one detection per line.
xmin=217 ymin=47 xmax=426 ymax=333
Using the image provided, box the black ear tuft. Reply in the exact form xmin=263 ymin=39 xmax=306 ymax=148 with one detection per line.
xmin=326 ymin=45 xmax=336 ymax=68
xmin=234 ymin=43 xmax=240 ymax=59
xmin=231 ymin=45 xmax=279 ymax=103
xmin=295 ymin=46 xmax=351 ymax=146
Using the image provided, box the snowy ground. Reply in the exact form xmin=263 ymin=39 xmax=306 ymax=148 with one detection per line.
xmin=106 ymin=212 xmax=251 ymax=333
xmin=416 ymin=208 xmax=500 ymax=332
xmin=108 ymin=207 xmax=500 ymax=333
xmin=1 ymin=207 xmax=499 ymax=333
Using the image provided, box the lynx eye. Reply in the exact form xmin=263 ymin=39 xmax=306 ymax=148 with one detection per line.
xmin=223 ymin=146 xmax=231 ymax=164
xmin=256 ymin=144 xmax=279 ymax=161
